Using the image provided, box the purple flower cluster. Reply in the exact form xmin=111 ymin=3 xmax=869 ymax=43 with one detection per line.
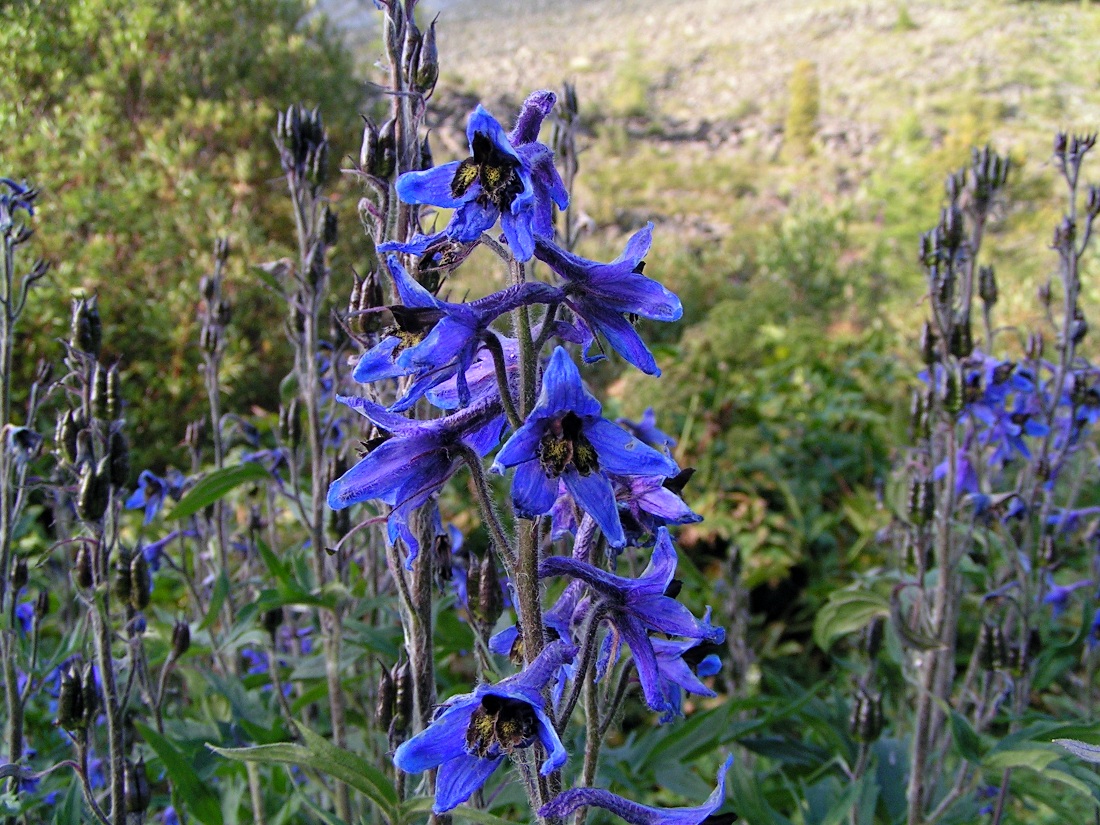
xmin=329 ymin=91 xmax=728 ymax=820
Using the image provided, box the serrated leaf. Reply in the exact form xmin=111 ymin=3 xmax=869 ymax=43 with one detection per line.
xmin=137 ymin=723 xmax=224 ymax=825
xmin=1054 ymin=738 xmax=1100 ymax=764
xmin=167 ymin=463 xmax=270 ymax=520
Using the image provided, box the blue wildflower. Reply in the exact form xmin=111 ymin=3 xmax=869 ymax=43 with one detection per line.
xmin=140 ymin=529 xmax=196 ymax=572
xmin=125 ymin=469 xmax=184 ymax=524
xmin=539 ymin=754 xmax=733 ymax=825
xmin=1045 ymin=575 xmax=1092 ymax=619
xmin=327 ymin=395 xmax=505 ymax=565
xmin=0 ymin=178 xmax=37 ymax=227
xmin=534 ymin=224 xmax=682 ymax=375
xmin=492 ymin=347 xmax=678 ymax=548
xmin=540 ymin=528 xmax=725 ymax=713
xmin=14 ymin=601 xmax=34 ymax=634
xmin=617 ymin=407 xmax=677 ymax=451
xmin=652 ymin=637 xmax=721 ymax=724
xmin=385 ymin=91 xmax=567 ymax=262
xmin=393 ymin=640 xmax=575 ymax=814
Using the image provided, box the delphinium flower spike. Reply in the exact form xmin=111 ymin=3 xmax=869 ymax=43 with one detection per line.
xmin=539 ymin=754 xmax=734 ymax=825
xmin=393 ymin=640 xmax=576 ymax=813
xmin=491 ymin=347 xmax=679 ymax=548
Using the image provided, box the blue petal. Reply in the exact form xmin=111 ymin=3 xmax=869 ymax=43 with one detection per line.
xmin=538 ymin=754 xmax=733 ymax=825
xmin=399 ymin=315 xmax=476 ymax=371
xmin=326 ymin=439 xmax=419 ymax=509
xmin=336 ymin=395 xmax=425 ymax=436
xmin=493 ymin=421 xmax=545 ymax=471
xmin=488 ymin=625 xmax=519 ymax=657
xmin=386 ymin=255 xmax=441 ymax=310
xmin=617 ymin=614 xmax=667 ymax=712
xmin=353 ymin=336 xmax=410 ymax=383
xmin=501 ymin=206 xmax=535 ymax=262
xmin=511 ymin=460 xmax=557 ymax=518
xmin=532 ymin=704 xmax=568 ymax=774
xmin=395 ymin=161 xmax=467 ymax=209
xmin=467 ymin=105 xmax=520 ymax=162
xmin=539 ymin=555 xmax=629 ymax=600
xmin=434 ymin=753 xmax=504 ymax=814
xmin=509 ymin=90 xmax=556 ymax=145
xmin=448 ymin=199 xmax=499 ymax=243
xmin=632 ymin=594 xmax=723 ymax=642
xmin=563 ymin=469 xmax=625 ymax=548
xmin=581 ymin=304 xmax=661 ymax=375
xmin=534 ymin=347 xmax=602 ymax=419
xmin=585 ymin=419 xmax=679 ymax=477
xmin=466 ymin=414 xmax=506 ymax=457
xmin=393 ymin=696 xmax=480 ymax=773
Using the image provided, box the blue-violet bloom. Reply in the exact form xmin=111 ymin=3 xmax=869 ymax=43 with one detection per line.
xmin=534 ymin=224 xmax=682 ymax=376
xmin=539 ymin=754 xmax=733 ymax=825
xmin=393 ymin=640 xmax=576 ymax=813
xmin=384 ymin=91 xmax=568 ymax=262
xmin=492 ymin=347 xmax=678 ymax=548
xmin=327 ymin=395 xmax=504 ymax=566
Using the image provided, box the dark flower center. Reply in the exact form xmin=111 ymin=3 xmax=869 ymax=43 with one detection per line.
xmin=387 ymin=305 xmax=443 ymax=354
xmin=464 ymin=694 xmax=538 ymax=758
xmin=537 ymin=412 xmax=599 ymax=477
xmin=451 ymin=131 xmax=524 ymax=211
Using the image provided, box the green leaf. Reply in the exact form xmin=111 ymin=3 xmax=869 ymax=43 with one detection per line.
xmin=983 ymin=746 xmax=1061 ymax=772
xmin=399 ymin=797 xmax=520 ymax=825
xmin=136 ymin=723 xmax=224 ymax=825
xmin=949 ymin=711 xmax=985 ymax=762
xmin=812 ymin=589 xmax=889 ymax=651
xmin=1054 ymin=738 xmax=1100 ymax=764
xmin=199 ymin=570 xmax=230 ymax=631
xmin=210 ymin=725 xmax=398 ymax=821
xmin=167 ymin=463 xmax=270 ymax=520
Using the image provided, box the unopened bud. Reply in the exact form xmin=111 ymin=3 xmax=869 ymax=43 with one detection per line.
xmin=77 ymin=459 xmax=111 ymax=522
xmin=70 ymin=296 xmax=102 ymax=357
xmin=124 ymin=758 xmax=151 ymax=814
xmin=113 ymin=546 xmax=132 ymax=604
xmin=171 ymin=621 xmax=191 ymax=658
xmin=261 ymin=607 xmax=284 ymax=636
xmin=978 ymin=265 xmax=997 ymax=306
xmin=129 ymin=552 xmax=150 ymax=611
xmin=214 ymin=236 xmax=230 ymax=264
xmin=91 ymin=362 xmax=109 ymax=421
xmin=56 ymin=664 xmax=84 ymax=730
xmin=375 ymin=666 xmax=396 ymax=730
xmin=108 ymin=428 xmax=130 ymax=487
xmin=74 ymin=544 xmax=94 ymax=589
xmin=11 ymin=557 xmax=28 ymax=592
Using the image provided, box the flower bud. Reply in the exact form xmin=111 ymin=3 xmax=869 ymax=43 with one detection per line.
xmin=108 ymin=428 xmax=130 ymax=488
xmin=978 ymin=265 xmax=997 ymax=307
xmin=74 ymin=544 xmax=94 ymax=589
xmin=113 ymin=546 xmax=132 ymax=604
xmin=392 ymin=661 xmax=413 ymax=737
xmin=11 ymin=557 xmax=28 ymax=592
xmin=70 ymin=295 xmax=101 ymax=357
xmin=91 ymin=362 xmax=109 ymax=420
xmin=56 ymin=664 xmax=84 ymax=730
xmin=171 ymin=621 xmax=191 ymax=659
xmin=919 ymin=321 xmax=937 ymax=365
xmin=977 ymin=621 xmax=1006 ymax=672
xmin=261 ymin=607 xmax=284 ymax=636
xmin=476 ymin=555 xmax=503 ymax=628
xmin=124 ymin=758 xmax=151 ymax=814
xmin=414 ymin=17 xmax=439 ymax=95
xmin=129 ymin=551 xmax=150 ymax=611
xmin=77 ymin=459 xmax=111 ymax=522
xmin=375 ymin=666 xmax=396 ymax=730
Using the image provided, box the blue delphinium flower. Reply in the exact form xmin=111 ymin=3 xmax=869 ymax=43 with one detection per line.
xmin=140 ymin=529 xmax=196 ymax=572
xmin=534 ymin=224 xmax=682 ymax=375
xmin=428 ymin=337 xmax=520 ymax=411
xmin=617 ymin=407 xmax=677 ymax=451
xmin=383 ymin=91 xmax=568 ymax=262
xmin=393 ymin=640 xmax=576 ymax=814
xmin=1045 ymin=575 xmax=1092 ymax=618
xmin=652 ymin=638 xmax=721 ymax=724
xmin=125 ymin=469 xmax=184 ymax=524
xmin=14 ymin=601 xmax=34 ymax=634
xmin=492 ymin=347 xmax=678 ymax=548
xmin=0 ymin=178 xmax=37 ymax=228
xmin=539 ymin=754 xmax=733 ymax=825
xmin=327 ymin=395 xmax=504 ymax=565
xmin=540 ymin=527 xmax=725 ymax=714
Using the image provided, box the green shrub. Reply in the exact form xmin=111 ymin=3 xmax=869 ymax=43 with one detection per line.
xmin=784 ymin=59 xmax=820 ymax=158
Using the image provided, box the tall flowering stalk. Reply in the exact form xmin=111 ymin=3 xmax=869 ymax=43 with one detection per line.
xmin=325 ymin=3 xmax=732 ymax=822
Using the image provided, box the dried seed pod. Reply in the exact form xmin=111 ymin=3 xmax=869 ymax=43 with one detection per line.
xmin=977 ymin=621 xmax=1006 ymax=672
xmin=172 ymin=621 xmax=191 ymax=659
xmin=129 ymin=551 xmax=150 ymax=611
xmin=56 ymin=409 xmax=81 ymax=463
xmin=864 ymin=616 xmax=885 ymax=661
xmin=849 ymin=691 xmax=883 ymax=742
xmin=11 ymin=557 xmax=28 ymax=592
xmin=106 ymin=363 xmax=122 ymax=421
xmin=978 ymin=265 xmax=998 ymax=307
xmin=392 ymin=661 xmax=413 ymax=737
xmin=77 ymin=459 xmax=110 ymax=522
xmin=70 ymin=295 xmax=102 ymax=357
xmin=80 ymin=661 xmax=98 ymax=728
xmin=477 ymin=555 xmax=503 ymax=628
xmin=376 ymin=666 xmax=396 ymax=730
xmin=919 ymin=320 xmax=937 ymax=365
xmin=91 ymin=362 xmax=109 ymax=421
xmin=279 ymin=399 xmax=301 ymax=451
xmin=113 ymin=546 xmax=132 ymax=604
xmin=35 ymin=590 xmax=49 ymax=619
xmin=414 ymin=16 xmax=439 ymax=95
